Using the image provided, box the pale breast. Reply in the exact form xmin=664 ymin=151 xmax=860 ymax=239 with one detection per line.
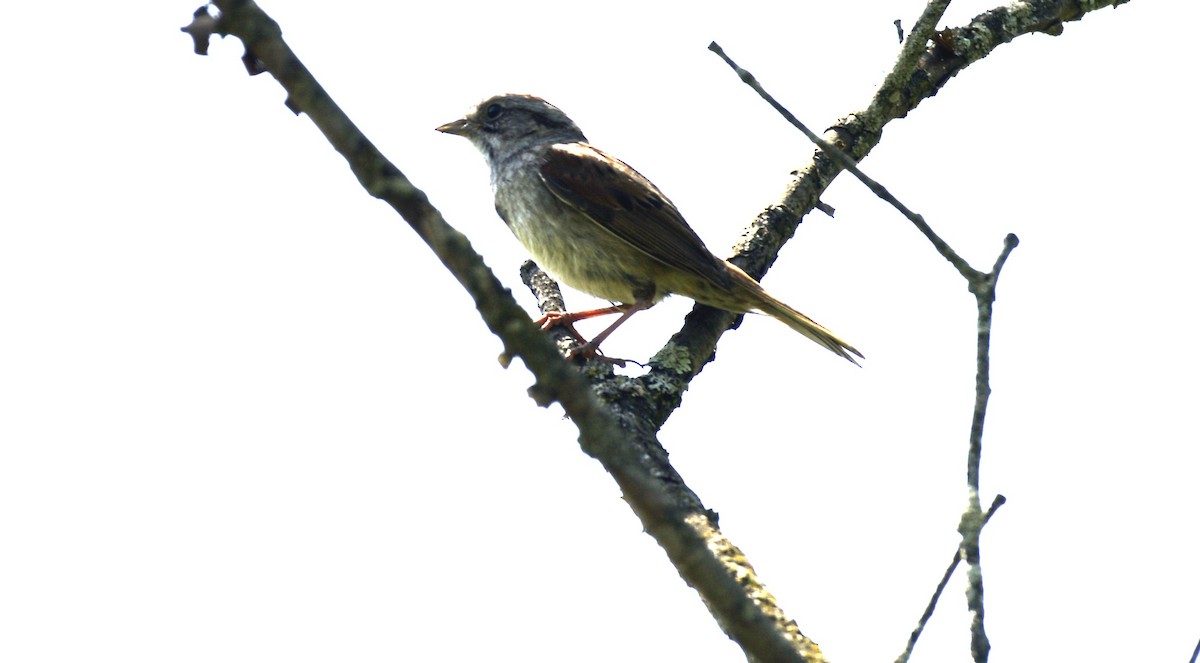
xmin=493 ymin=168 xmax=661 ymax=305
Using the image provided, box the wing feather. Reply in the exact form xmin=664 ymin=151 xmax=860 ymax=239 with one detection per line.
xmin=538 ymin=143 xmax=732 ymax=290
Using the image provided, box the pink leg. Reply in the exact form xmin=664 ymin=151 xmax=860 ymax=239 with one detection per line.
xmin=565 ymin=299 xmax=653 ymax=361
xmin=535 ymin=305 xmax=627 ymax=347
xmin=534 ymin=305 xmax=627 ymax=330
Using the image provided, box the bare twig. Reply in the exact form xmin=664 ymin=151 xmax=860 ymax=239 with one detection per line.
xmin=960 ymin=233 xmax=1019 ymax=663
xmin=895 ymin=495 xmax=1006 ymax=663
xmin=708 ymin=41 xmax=977 ymax=280
xmin=643 ymin=0 xmax=1128 ymax=427
xmin=515 ymin=260 xmax=593 ymax=366
xmin=712 ymin=34 xmax=1026 ymax=663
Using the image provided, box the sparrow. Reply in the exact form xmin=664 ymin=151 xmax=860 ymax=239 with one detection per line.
xmin=437 ymin=93 xmax=862 ymax=365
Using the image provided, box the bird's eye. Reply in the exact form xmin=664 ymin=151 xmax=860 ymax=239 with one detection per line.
xmin=484 ymin=103 xmax=503 ymax=120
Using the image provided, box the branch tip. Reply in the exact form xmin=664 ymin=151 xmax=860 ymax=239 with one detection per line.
xmin=181 ymin=5 xmax=220 ymax=55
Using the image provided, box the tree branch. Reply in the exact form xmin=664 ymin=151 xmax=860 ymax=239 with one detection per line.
xmin=184 ymin=1 xmax=1133 ymax=660
xmin=188 ymin=2 xmax=824 ymax=661
xmin=629 ymin=0 xmax=1131 ymax=432
xmin=895 ymin=495 xmax=1006 ymax=663
xmin=707 ymin=40 xmax=979 ymax=279
xmin=959 ymin=233 xmax=1019 ymax=663
xmin=711 ymin=5 xmax=1045 ymax=654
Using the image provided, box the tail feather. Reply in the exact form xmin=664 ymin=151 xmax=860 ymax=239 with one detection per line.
xmin=725 ymin=263 xmax=863 ymax=365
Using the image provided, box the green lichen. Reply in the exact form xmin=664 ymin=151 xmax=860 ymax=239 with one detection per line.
xmin=648 ymin=342 xmax=693 ymax=374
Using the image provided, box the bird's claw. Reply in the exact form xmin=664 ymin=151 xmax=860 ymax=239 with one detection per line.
xmin=566 ymin=343 xmax=642 ymax=368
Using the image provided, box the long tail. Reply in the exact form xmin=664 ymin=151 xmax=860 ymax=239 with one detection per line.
xmin=725 ymin=262 xmax=864 ymax=366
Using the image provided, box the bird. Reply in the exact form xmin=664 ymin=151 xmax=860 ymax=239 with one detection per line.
xmin=436 ymin=93 xmax=862 ymax=365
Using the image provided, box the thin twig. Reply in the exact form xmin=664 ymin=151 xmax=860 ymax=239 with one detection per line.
xmin=959 ymin=233 xmax=1018 ymax=663
xmin=642 ymin=0 xmax=1126 ymax=424
xmin=895 ymin=495 xmax=1006 ymax=663
xmin=711 ymin=38 xmax=1025 ymax=663
xmin=708 ymin=41 xmax=977 ymax=281
xmin=518 ymin=262 xmax=635 ymax=374
xmin=516 ymin=260 xmax=592 ymax=364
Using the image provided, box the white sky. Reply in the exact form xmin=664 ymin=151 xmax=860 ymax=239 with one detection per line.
xmin=2 ymin=1 xmax=1197 ymax=661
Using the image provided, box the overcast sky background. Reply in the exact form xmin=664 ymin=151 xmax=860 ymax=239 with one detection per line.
xmin=2 ymin=1 xmax=1197 ymax=661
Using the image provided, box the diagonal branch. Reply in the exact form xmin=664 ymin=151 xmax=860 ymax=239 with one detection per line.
xmin=629 ymin=0 xmax=1133 ymax=431
xmin=707 ymin=40 xmax=977 ymax=280
xmin=183 ymin=1 xmax=1133 ymax=661
xmin=878 ymin=0 xmax=952 ymax=105
xmin=712 ymin=24 xmax=1028 ymax=662
xmin=187 ymin=2 xmax=825 ymax=661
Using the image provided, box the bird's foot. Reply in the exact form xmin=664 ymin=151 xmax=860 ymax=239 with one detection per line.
xmin=534 ymin=305 xmax=643 ymax=367
xmin=535 ymin=311 xmax=589 ymax=345
xmin=565 ymin=342 xmax=643 ymax=368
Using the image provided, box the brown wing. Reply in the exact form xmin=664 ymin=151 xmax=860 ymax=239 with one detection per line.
xmin=538 ymin=142 xmax=732 ymax=289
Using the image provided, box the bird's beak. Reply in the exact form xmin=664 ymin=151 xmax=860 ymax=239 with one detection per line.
xmin=435 ymin=118 xmax=475 ymax=137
